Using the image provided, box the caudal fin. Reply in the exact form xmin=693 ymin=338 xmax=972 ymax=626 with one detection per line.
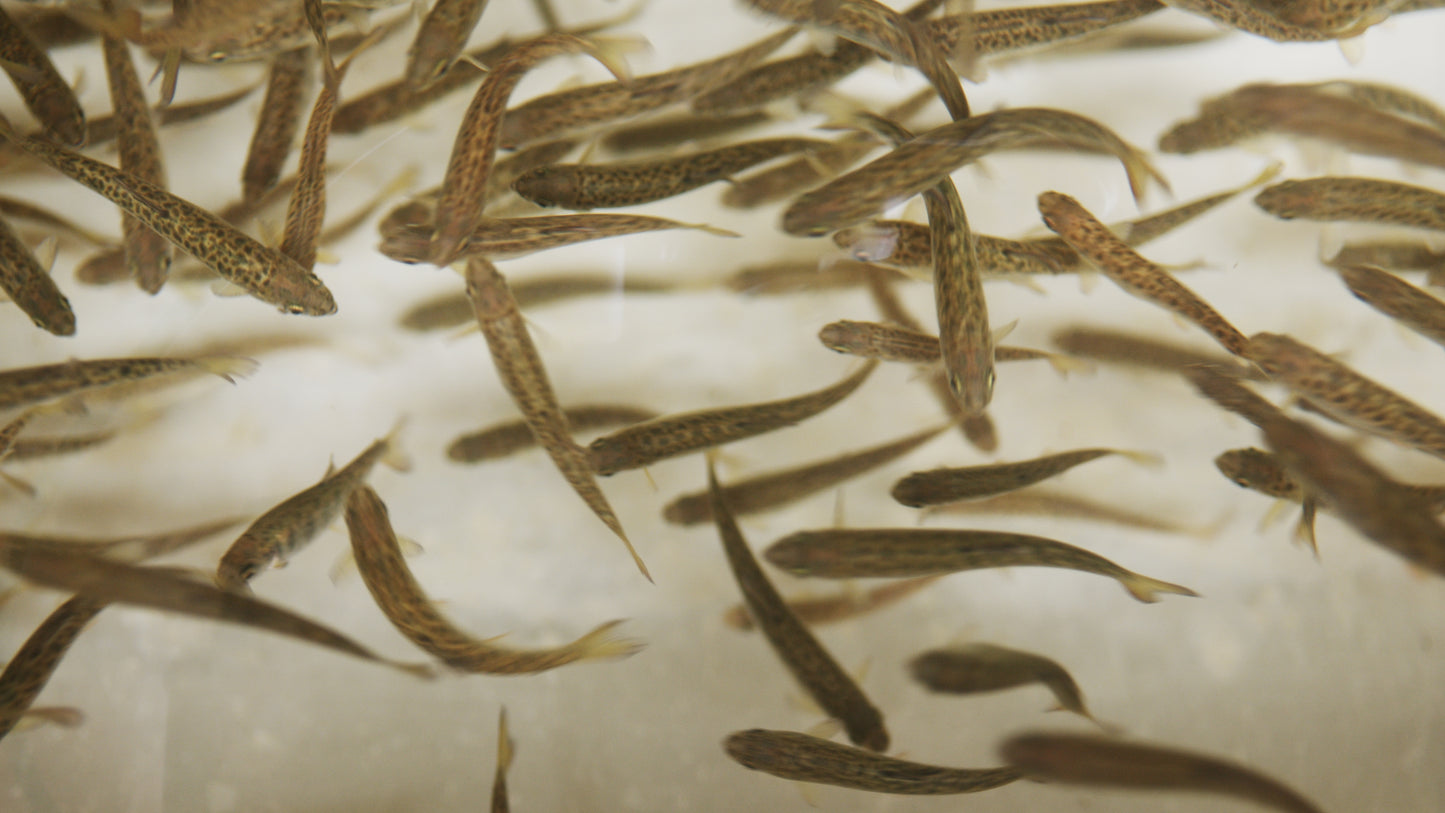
xmin=571 ymin=619 xmax=646 ymax=662
xmin=1120 ymin=571 xmax=1198 ymax=603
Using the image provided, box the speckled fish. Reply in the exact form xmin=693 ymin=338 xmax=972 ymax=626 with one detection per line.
xmin=1327 ymin=241 xmax=1445 ymax=278
xmin=929 ymin=0 xmax=1167 ymax=62
xmin=707 ymin=459 xmax=889 ymax=751
xmin=999 ymin=732 xmax=1326 ymax=813
xmin=81 ymin=0 xmax=348 ymax=64
xmin=498 ymin=27 xmax=796 ymax=150
xmin=464 ymin=257 xmax=647 ymax=580
xmin=0 ymin=595 xmax=107 ymax=742
xmin=344 ymin=484 xmax=644 ymax=672
xmin=0 ymin=116 xmax=336 ymax=315
xmin=723 ymin=575 xmax=943 ymax=631
xmin=0 ymin=516 xmax=246 ymax=565
xmin=1256 ymin=176 xmax=1445 ymax=232
xmin=406 ymin=0 xmax=491 ymax=90
xmin=0 ymin=213 xmax=74 ymax=335
xmin=449 ymin=405 xmax=659 ymax=463
xmin=921 ymin=488 xmax=1191 ymax=535
xmin=383 ymin=139 xmax=580 ymax=235
xmin=1266 ymin=0 xmax=1406 ymax=31
xmin=214 ymin=426 xmax=408 ymax=592
xmin=491 ymin=707 xmax=514 ymax=813
xmin=1052 ymin=326 xmax=1264 ymax=380
xmin=819 ymin=320 xmax=1082 ymax=374
xmin=588 ymin=361 xmax=878 ymax=476
xmin=382 ymin=214 xmax=737 ymax=265
xmin=8 ymin=6 xmax=95 ymax=50
xmin=1246 ymin=331 xmax=1445 ymax=460
xmin=1305 ymin=79 xmax=1445 ymax=132
xmin=911 ymin=643 xmax=1105 ymax=727
xmin=0 ymin=6 xmax=85 ymax=145
xmin=1039 ymin=191 xmax=1248 ymax=356
xmin=742 ymin=0 xmax=970 ymax=119
xmin=783 ymin=108 xmax=1167 ymax=236
xmin=664 ymin=424 xmax=946 ymax=526
xmin=241 ymin=47 xmax=311 ymax=205
xmin=599 ymin=111 xmax=773 ymax=153
xmin=765 ymin=528 xmax=1197 ymax=602
xmin=893 ymin=448 xmax=1157 ymax=507
xmin=100 ymin=2 xmax=173 ymax=294
xmin=725 ymin=729 xmax=1021 ymax=792
xmin=1161 ymin=0 xmax=1377 ymax=40
xmin=723 ymin=257 xmax=879 ymax=295
xmin=512 ymin=137 xmax=831 ymax=210
xmin=401 ymin=273 xmax=673 ymax=332
xmin=0 ymin=196 xmax=114 ymax=247
xmin=430 ymin=33 xmax=633 ymax=264
xmin=0 ymin=355 xmax=255 ymax=412
xmin=1338 ymin=264 xmax=1445 ymax=348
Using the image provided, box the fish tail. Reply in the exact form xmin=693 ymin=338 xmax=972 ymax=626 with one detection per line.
xmin=583 ymin=35 xmax=646 ymax=84
xmin=1120 ymin=571 xmax=1198 ymax=603
xmin=615 ymin=524 xmax=653 ymax=583
xmin=1116 ymin=449 xmax=1165 ymax=467
xmin=1042 ymin=352 xmax=1095 ymax=377
xmin=196 ymin=355 xmax=261 ymax=384
xmin=380 ymin=417 xmax=412 ymax=472
xmin=683 ymin=222 xmax=741 ymax=238
xmin=571 ymin=619 xmax=646 ymax=662
xmin=388 ymin=659 xmax=438 ymax=680
xmin=1125 ymin=149 xmax=1171 ymax=203
xmin=496 ymin=708 xmax=515 ymax=771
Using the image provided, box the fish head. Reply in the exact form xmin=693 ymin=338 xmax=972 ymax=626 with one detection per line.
xmin=510 ymin=167 xmax=572 ymax=208
xmin=272 ymin=274 xmax=338 ymax=316
xmin=948 ymin=361 xmax=995 ymax=415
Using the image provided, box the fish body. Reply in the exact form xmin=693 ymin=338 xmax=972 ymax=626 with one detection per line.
xmin=1339 ymin=264 xmax=1445 ymax=347
xmin=1256 ymin=176 xmax=1445 ymax=231
xmin=406 ymin=0 xmax=491 ymax=90
xmin=892 ymin=448 xmax=1149 ymax=507
xmin=1052 ymin=326 xmax=1264 ymax=379
xmin=0 ymin=355 xmax=254 ymax=412
xmin=242 ymin=47 xmax=312 ymax=205
xmin=0 ymin=596 xmax=107 ymax=742
xmin=725 ymin=729 xmax=1021 ymax=793
xmin=382 ymin=214 xmax=735 ymax=264
xmin=723 ymin=576 xmax=943 ymax=630
xmin=911 ymin=642 xmax=1098 ymax=723
xmin=0 ymin=6 xmax=85 ymax=145
xmin=449 ymin=405 xmax=659 ymax=463
xmin=0 ymin=214 xmax=74 ymax=335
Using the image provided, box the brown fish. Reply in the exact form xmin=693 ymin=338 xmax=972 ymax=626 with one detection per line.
xmin=241 ymin=47 xmax=312 ymax=205
xmin=722 ymin=576 xmax=943 ymax=631
xmin=707 ymin=459 xmax=889 ymax=751
xmin=1339 ymin=264 xmax=1445 ymax=348
xmin=449 ymin=405 xmax=659 ymax=463
xmin=921 ymin=488 xmax=1190 ymax=535
xmin=405 ymin=0 xmax=492 ymax=91
xmin=0 ymin=213 xmax=74 ymax=335
xmin=382 ymin=214 xmax=736 ymax=265
xmin=764 ymin=528 xmax=1197 ymax=602
xmin=599 ymin=111 xmax=773 ymax=154
xmin=1256 ymin=176 xmax=1445 ymax=232
xmin=491 ymin=707 xmax=514 ymax=813
xmin=0 ymin=355 xmax=255 ymax=412
xmin=588 ymin=361 xmax=877 ymax=476
xmin=893 ymin=448 xmax=1157 ymax=507
xmin=999 ymin=732 xmax=1325 ymax=813
xmin=344 ymin=484 xmax=643 ymax=672
xmin=725 ymin=729 xmax=1021 ymax=792
xmin=1163 ymin=0 xmax=1375 ymax=41
xmin=0 ymin=595 xmax=107 ymax=742
xmin=401 ymin=273 xmax=674 ymax=332
xmin=911 ymin=643 xmax=1105 ymax=727
xmin=0 ymin=5 xmax=85 ymax=145
xmin=1051 ymin=326 xmax=1264 ymax=380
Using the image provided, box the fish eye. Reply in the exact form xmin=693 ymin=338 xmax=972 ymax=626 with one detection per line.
xmin=285 ymin=304 xmax=306 ymax=314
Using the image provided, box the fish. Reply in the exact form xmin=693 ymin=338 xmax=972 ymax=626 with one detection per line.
xmin=782 ymin=107 xmax=1166 ymax=236
xmin=722 ymin=258 xmax=880 ymax=295
xmin=430 ymin=33 xmax=633 ymax=265
xmin=0 ymin=196 xmax=115 ymax=247
xmin=1162 ymin=0 xmax=1376 ymax=41
xmin=0 ymin=517 xmax=247 ymax=565
xmin=401 ymin=274 xmax=675 ymax=332
xmin=0 ymin=355 xmax=256 ymax=412
xmin=722 ymin=576 xmax=943 ymax=631
xmin=1338 ymin=264 xmax=1445 ymax=348
xmin=587 ymin=361 xmax=878 ymax=476
xmin=764 ymin=528 xmax=1198 ymax=602
xmin=910 ymin=643 xmax=1105 ymax=727
xmin=343 ymin=484 xmax=644 ymax=672
xmin=999 ymin=732 xmax=1325 ymax=813
xmin=448 ymin=405 xmax=658 ymax=464
xmin=0 ymin=213 xmax=75 ymax=335
xmin=1245 ymin=331 xmax=1445 ymax=461
xmin=512 ymin=138 xmax=831 ymax=210
xmin=214 ymin=426 xmax=408 ymax=592
xmin=819 ymin=321 xmax=1083 ymax=371
xmin=491 ymin=707 xmax=514 ymax=813
xmin=464 ymin=257 xmax=647 ymax=579
xmin=663 ymin=424 xmax=946 ymax=525
xmin=1326 ymin=241 xmax=1445 ymax=278
xmin=381 ymin=214 xmax=737 ymax=265
xmin=405 ymin=0 xmax=492 ymax=91
xmin=929 ymin=0 xmax=1168 ymax=62
xmin=1038 ymin=191 xmax=1249 ymax=357
xmin=99 ymin=1 xmax=173 ymax=294
xmin=0 ymin=5 xmax=85 ymax=145
xmin=1255 ymin=176 xmax=1445 ymax=232
xmin=892 ymin=448 xmax=1158 ymax=507
xmin=1266 ymin=0 xmax=1406 ymax=31
xmin=241 ymin=47 xmax=312 ymax=205
xmin=599 ymin=111 xmax=774 ymax=154
xmin=707 ymin=459 xmax=888 ymax=751
xmin=1051 ymin=326 xmax=1264 ymax=380
xmin=0 ymin=116 xmax=337 ymax=315
xmin=1305 ymin=79 xmax=1445 ymax=132
xmin=725 ymin=729 xmax=1021 ymax=792
xmin=920 ymin=488 xmax=1191 ymax=535
xmin=6 ymin=430 xmax=118 ymax=461
xmin=0 ymin=596 xmax=108 ymax=742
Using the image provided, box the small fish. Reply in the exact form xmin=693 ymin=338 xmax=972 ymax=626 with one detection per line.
xmin=491 ymin=707 xmax=514 ymax=813
xmin=405 ymin=0 xmax=492 ymax=91
xmin=764 ymin=528 xmax=1198 ymax=602
xmin=0 ymin=6 xmax=85 ymax=145
xmin=449 ymin=405 xmax=658 ymax=463
xmin=725 ymin=729 xmax=1021 ymax=792
xmin=664 ymin=424 xmax=946 ymax=525
xmin=931 ymin=0 xmax=1168 ymax=62
xmin=1256 ymin=176 xmax=1445 ymax=232
xmin=0 ymin=355 xmax=255 ymax=412
xmin=401 ymin=274 xmax=674 ymax=332
xmin=911 ymin=642 xmax=1105 ymax=727
xmin=1305 ymin=79 xmax=1445 ymax=132
xmin=1266 ymin=0 xmax=1404 ymax=32
xmin=1246 ymin=332 xmax=1445 ymax=461
xmin=892 ymin=448 xmax=1157 ymax=507
xmin=382 ymin=214 xmax=737 ymax=265
xmin=100 ymin=1 xmax=173 ymax=294
xmin=344 ymin=484 xmax=644 ymax=672
xmin=0 ymin=213 xmax=74 ymax=335
xmin=819 ymin=321 xmax=1080 ymax=372
xmin=0 ymin=595 xmax=108 ymax=742
xmin=512 ymin=138 xmax=831 ymax=210
xmin=0 ymin=117 xmax=337 ymax=315
xmin=708 ymin=459 xmax=889 ymax=751
xmin=241 ymin=47 xmax=312 ymax=205
xmin=783 ymin=107 xmax=1167 ymax=236
xmin=1051 ymin=326 xmax=1264 ymax=380
xmin=1339 ymin=264 xmax=1445 ymax=348
xmin=1038 ymin=191 xmax=1249 ymax=357
xmin=723 ymin=258 xmax=879 ymax=295
xmin=588 ymin=361 xmax=878 ymax=476
xmin=430 ymin=33 xmax=633 ymax=264
xmin=999 ymin=732 xmax=1326 ymax=813
xmin=464 ymin=257 xmax=647 ymax=579
xmin=1162 ymin=0 xmax=1375 ymax=41
xmin=0 ymin=516 xmax=246 ymax=565
xmin=599 ymin=111 xmax=773 ymax=153
xmin=214 ymin=426 xmax=407 ymax=592
xmin=920 ymin=488 xmax=1191 ymax=535
xmin=723 ymin=576 xmax=943 ymax=630
xmin=6 ymin=430 xmax=117 ymax=461
xmin=1327 ymin=241 xmax=1445 ymax=277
